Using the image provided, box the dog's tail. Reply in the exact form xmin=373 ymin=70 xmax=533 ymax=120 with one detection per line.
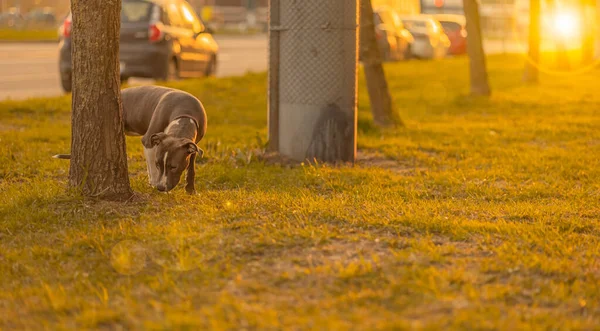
xmin=53 ymin=154 xmax=71 ymax=160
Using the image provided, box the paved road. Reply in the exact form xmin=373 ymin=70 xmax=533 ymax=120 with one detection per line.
xmin=0 ymin=36 xmax=524 ymax=101
xmin=0 ymin=35 xmax=268 ymax=101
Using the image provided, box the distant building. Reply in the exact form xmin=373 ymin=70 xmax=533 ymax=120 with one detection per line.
xmin=418 ymin=0 xmax=529 ymax=39
xmin=0 ymin=0 xmax=69 ymax=16
xmin=420 ymin=0 xmax=463 ymax=14
xmin=188 ymin=0 xmax=267 ymax=28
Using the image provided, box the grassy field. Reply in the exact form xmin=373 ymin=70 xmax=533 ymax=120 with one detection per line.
xmin=1 ymin=55 xmax=599 ymax=329
xmin=0 ymin=28 xmax=58 ymax=42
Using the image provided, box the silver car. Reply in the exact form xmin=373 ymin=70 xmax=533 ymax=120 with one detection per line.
xmin=399 ymin=15 xmax=450 ymax=59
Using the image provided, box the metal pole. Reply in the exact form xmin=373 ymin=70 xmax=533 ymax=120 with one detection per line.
xmin=270 ymin=0 xmax=358 ymax=163
xmin=267 ymin=0 xmax=280 ymax=152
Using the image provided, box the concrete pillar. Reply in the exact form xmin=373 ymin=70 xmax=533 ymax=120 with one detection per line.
xmin=268 ymin=0 xmax=358 ymax=163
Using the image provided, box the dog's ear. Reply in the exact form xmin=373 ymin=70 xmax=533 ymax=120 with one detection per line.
xmin=184 ymin=142 xmax=201 ymax=156
xmin=151 ymin=133 xmax=167 ymax=146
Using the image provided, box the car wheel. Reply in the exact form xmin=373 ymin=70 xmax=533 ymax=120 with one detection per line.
xmin=60 ymin=72 xmax=72 ymax=93
xmin=205 ymin=54 xmax=217 ymax=77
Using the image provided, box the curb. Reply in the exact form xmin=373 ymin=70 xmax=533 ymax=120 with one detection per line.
xmin=0 ymin=39 xmax=58 ymax=44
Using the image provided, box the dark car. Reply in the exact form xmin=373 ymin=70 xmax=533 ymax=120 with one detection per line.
xmin=0 ymin=8 xmax=24 ymax=28
xmin=24 ymin=7 xmax=57 ymax=28
xmin=373 ymin=7 xmax=414 ymax=61
xmin=58 ymin=0 xmax=219 ymax=93
xmin=434 ymin=14 xmax=467 ymax=55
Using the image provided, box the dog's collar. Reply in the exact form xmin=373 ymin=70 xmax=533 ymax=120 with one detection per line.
xmin=173 ymin=115 xmax=200 ymax=132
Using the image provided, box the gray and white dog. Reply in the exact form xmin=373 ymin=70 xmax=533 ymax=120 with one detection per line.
xmin=55 ymin=85 xmax=207 ymax=194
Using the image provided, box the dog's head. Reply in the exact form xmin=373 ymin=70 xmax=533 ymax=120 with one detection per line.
xmin=150 ymin=133 xmax=203 ymax=192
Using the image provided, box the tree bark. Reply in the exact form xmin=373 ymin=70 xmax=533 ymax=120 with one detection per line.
xmin=359 ymin=0 xmax=403 ymax=127
xmin=463 ymin=0 xmax=491 ymax=96
xmin=69 ymin=0 xmax=132 ymax=200
xmin=524 ymin=0 xmax=540 ymax=83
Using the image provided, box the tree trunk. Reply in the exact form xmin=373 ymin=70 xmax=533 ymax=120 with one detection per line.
xmin=524 ymin=0 xmax=540 ymax=83
xmin=582 ymin=0 xmax=596 ymax=64
xmin=69 ymin=0 xmax=132 ymax=200
xmin=359 ymin=0 xmax=403 ymax=127
xmin=596 ymin=0 xmax=600 ymax=59
xmin=555 ymin=39 xmax=571 ymax=70
xmin=463 ymin=0 xmax=491 ymax=96
xmin=544 ymin=0 xmax=571 ymax=69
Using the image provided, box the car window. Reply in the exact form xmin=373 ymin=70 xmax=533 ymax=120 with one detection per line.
xmin=122 ymin=0 xmax=153 ymax=23
xmin=167 ymin=2 xmax=184 ymax=27
xmin=440 ymin=21 xmax=461 ymax=32
xmin=180 ymin=1 xmax=203 ymax=32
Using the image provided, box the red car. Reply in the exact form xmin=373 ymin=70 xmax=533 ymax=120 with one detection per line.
xmin=434 ymin=14 xmax=467 ymax=55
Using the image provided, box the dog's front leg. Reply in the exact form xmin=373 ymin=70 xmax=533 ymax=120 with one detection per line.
xmin=185 ymin=153 xmax=196 ymax=194
xmin=144 ymin=147 xmax=160 ymax=186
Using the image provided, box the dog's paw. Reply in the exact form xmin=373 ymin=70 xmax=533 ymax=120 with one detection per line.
xmin=185 ymin=187 xmax=197 ymax=195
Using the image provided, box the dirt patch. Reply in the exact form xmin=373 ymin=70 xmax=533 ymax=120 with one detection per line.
xmin=357 ymin=150 xmax=426 ymax=175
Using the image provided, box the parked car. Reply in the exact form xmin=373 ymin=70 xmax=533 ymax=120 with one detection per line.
xmin=23 ymin=7 xmax=57 ymax=29
xmin=58 ymin=0 xmax=219 ymax=93
xmin=372 ymin=7 xmax=414 ymax=61
xmin=0 ymin=8 xmax=24 ymax=28
xmin=398 ymin=15 xmax=450 ymax=59
xmin=434 ymin=14 xmax=467 ymax=55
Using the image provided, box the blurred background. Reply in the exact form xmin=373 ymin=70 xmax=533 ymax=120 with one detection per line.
xmin=2 ymin=0 xmax=596 ymax=46
xmin=1 ymin=0 xmax=599 ymax=100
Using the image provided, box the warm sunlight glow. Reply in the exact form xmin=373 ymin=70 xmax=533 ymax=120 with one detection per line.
xmin=553 ymin=11 xmax=581 ymax=39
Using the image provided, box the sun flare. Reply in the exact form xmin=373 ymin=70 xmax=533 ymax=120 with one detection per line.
xmin=552 ymin=11 xmax=581 ymax=39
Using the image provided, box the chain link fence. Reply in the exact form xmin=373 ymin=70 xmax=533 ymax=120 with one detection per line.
xmin=269 ymin=0 xmax=358 ymax=162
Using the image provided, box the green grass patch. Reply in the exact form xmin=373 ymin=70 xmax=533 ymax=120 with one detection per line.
xmin=0 ymin=28 xmax=58 ymax=42
xmin=213 ymin=27 xmax=265 ymax=36
xmin=1 ymin=55 xmax=599 ymax=329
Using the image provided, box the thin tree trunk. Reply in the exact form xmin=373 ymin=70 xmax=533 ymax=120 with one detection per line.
xmin=69 ymin=0 xmax=132 ymax=200
xmin=524 ymin=0 xmax=540 ymax=83
xmin=463 ymin=0 xmax=491 ymax=96
xmin=359 ymin=0 xmax=403 ymax=127
xmin=582 ymin=0 xmax=596 ymax=64
xmin=555 ymin=39 xmax=571 ymax=69
xmin=545 ymin=0 xmax=571 ymax=69
xmin=596 ymin=0 xmax=600 ymax=59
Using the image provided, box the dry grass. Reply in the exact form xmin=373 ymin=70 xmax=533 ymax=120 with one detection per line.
xmin=1 ymin=54 xmax=599 ymax=329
